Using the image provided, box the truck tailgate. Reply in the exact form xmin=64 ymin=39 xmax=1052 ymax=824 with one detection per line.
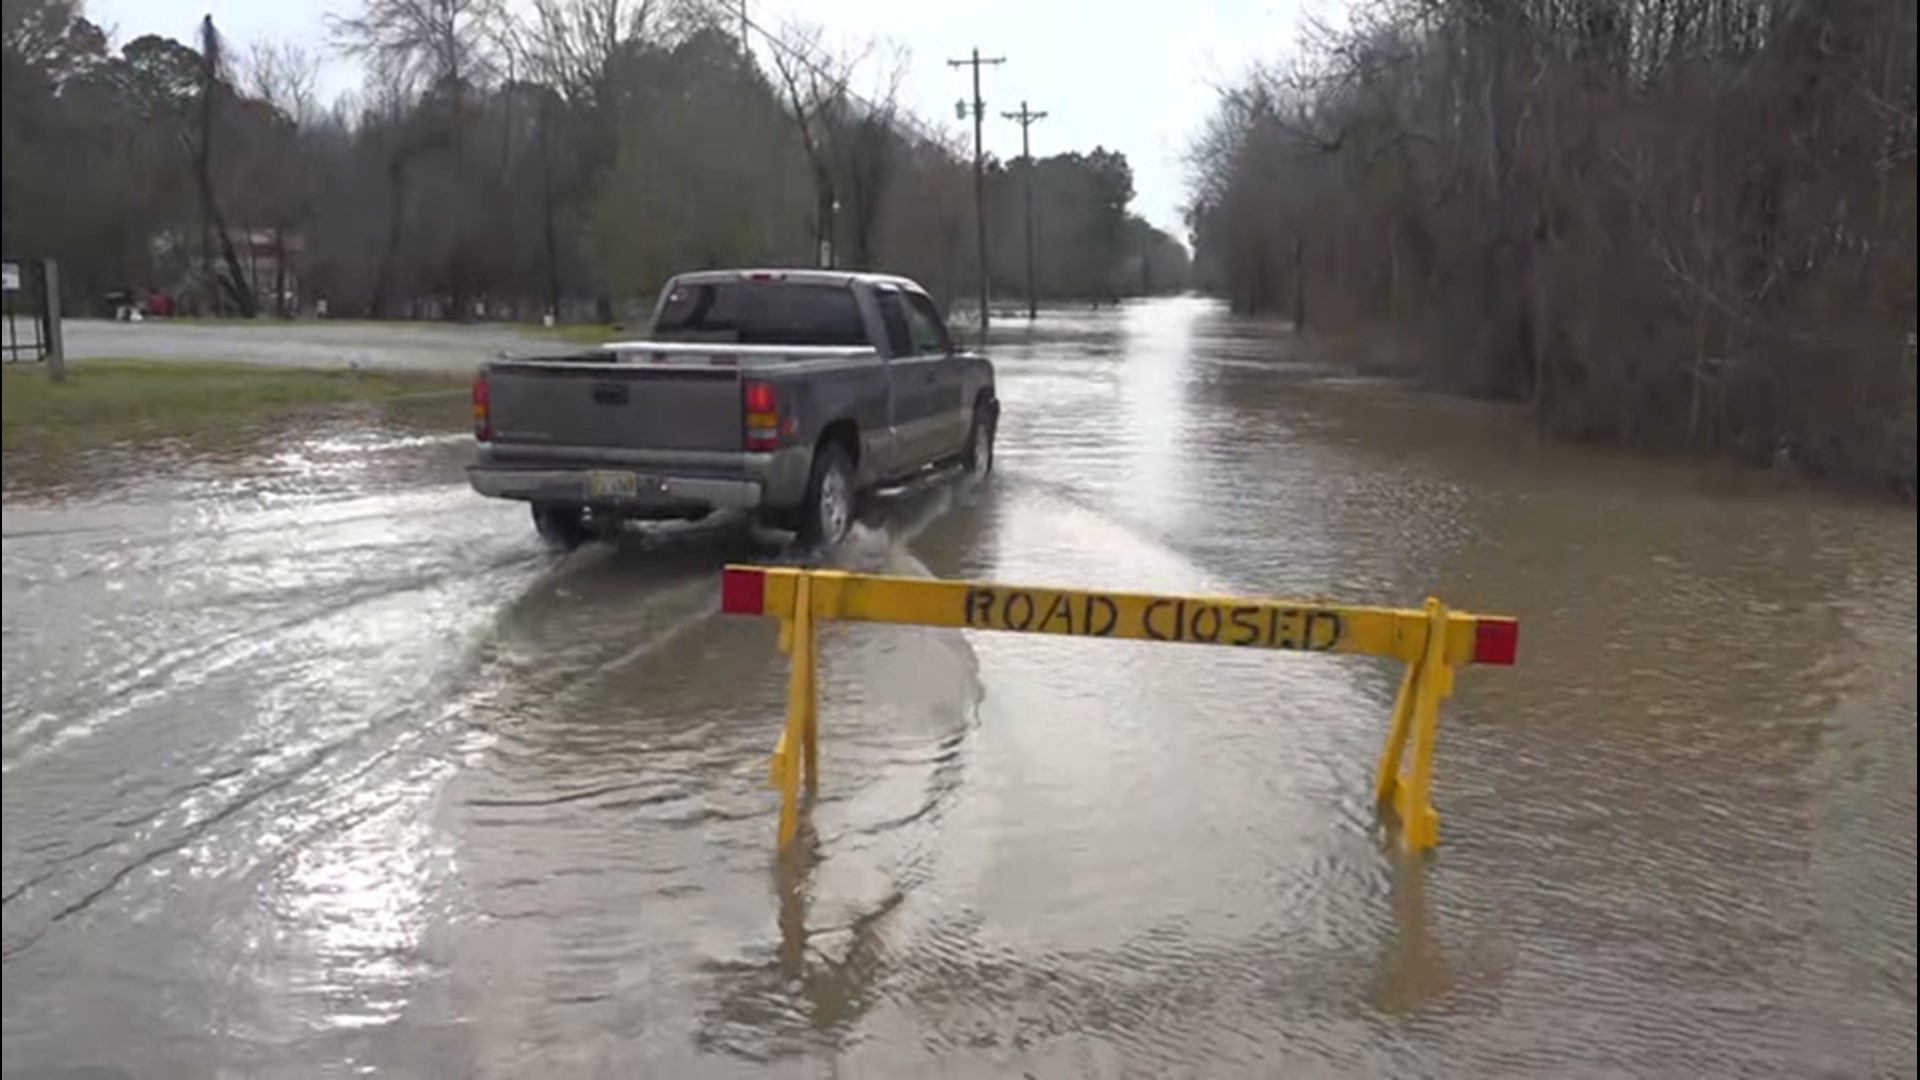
xmin=485 ymin=360 xmax=742 ymax=453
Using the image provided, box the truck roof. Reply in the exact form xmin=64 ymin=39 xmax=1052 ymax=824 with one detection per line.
xmin=667 ymin=268 xmax=928 ymax=293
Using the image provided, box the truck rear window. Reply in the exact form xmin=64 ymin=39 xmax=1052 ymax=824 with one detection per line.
xmin=654 ymin=282 xmax=867 ymax=347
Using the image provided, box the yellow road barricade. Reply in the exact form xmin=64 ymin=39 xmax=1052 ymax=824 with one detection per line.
xmin=720 ymin=566 xmax=1519 ymax=855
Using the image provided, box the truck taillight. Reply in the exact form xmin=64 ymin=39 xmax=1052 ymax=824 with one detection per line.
xmin=472 ymin=371 xmax=491 ymax=441
xmin=744 ymin=380 xmax=778 ymax=451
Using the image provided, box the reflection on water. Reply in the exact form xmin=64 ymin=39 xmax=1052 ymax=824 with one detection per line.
xmin=3 ymin=300 xmax=1914 ymax=1077
xmin=0 ymin=394 xmax=469 ymax=505
xmin=1371 ymin=852 xmax=1449 ymax=1017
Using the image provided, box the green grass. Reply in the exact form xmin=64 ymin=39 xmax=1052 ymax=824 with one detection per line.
xmin=2 ymin=359 xmax=466 ymax=453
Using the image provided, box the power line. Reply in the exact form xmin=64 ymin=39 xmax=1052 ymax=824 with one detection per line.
xmin=1002 ymin=100 xmax=1046 ymax=320
xmin=948 ymin=47 xmax=1004 ymax=336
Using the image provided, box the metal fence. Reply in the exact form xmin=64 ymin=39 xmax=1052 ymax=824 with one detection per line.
xmin=2 ymin=258 xmax=55 ymax=365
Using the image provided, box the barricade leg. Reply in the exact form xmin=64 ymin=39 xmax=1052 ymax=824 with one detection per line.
xmin=799 ymin=580 xmax=820 ymax=793
xmin=770 ymin=574 xmax=817 ymax=850
xmin=1373 ymin=660 xmax=1421 ymax=808
xmin=1377 ymin=598 xmax=1455 ymax=854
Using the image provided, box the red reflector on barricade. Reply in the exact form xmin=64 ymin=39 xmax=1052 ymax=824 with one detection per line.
xmin=721 ymin=567 xmax=765 ymax=615
xmin=1472 ymin=618 xmax=1519 ymax=665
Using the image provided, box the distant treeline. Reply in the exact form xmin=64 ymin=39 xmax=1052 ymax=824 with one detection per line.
xmin=1 ymin=0 xmax=1190 ymax=323
xmin=1188 ymin=0 xmax=1915 ymax=493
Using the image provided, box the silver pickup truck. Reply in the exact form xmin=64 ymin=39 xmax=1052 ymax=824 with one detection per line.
xmin=467 ymin=269 xmax=999 ymax=547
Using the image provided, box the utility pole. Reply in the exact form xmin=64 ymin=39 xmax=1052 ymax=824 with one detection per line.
xmin=1001 ymin=100 xmax=1047 ymax=320
xmin=948 ymin=47 xmax=1004 ymax=337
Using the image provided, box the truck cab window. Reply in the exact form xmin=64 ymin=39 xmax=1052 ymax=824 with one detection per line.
xmin=903 ymin=294 xmax=952 ymax=356
xmin=655 ymin=282 xmax=866 ymax=346
xmin=875 ymin=291 xmax=913 ymax=357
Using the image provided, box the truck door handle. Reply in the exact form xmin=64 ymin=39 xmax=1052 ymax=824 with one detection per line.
xmin=591 ymin=382 xmax=629 ymax=406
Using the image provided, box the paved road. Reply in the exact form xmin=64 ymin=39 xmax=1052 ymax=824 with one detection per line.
xmin=62 ymin=319 xmax=566 ymax=373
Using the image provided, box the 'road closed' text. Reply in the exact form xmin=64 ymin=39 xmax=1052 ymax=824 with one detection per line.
xmin=962 ymin=586 xmax=1344 ymax=651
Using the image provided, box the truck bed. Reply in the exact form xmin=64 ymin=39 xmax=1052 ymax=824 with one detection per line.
xmin=483 ymin=344 xmax=874 ymax=456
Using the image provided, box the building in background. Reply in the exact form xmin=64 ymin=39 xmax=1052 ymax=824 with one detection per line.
xmin=148 ymin=227 xmax=304 ymax=317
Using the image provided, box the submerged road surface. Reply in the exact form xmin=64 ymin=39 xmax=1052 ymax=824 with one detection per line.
xmin=4 ymin=299 xmax=1915 ymax=1077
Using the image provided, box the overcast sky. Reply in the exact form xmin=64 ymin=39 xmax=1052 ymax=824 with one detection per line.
xmin=81 ymin=0 xmax=1336 ymax=237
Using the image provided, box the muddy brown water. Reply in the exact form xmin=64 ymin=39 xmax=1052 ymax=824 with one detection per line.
xmin=3 ymin=299 xmax=1913 ymax=1078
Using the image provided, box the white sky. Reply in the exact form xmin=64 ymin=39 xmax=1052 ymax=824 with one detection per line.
xmin=81 ymin=0 xmax=1341 ymax=236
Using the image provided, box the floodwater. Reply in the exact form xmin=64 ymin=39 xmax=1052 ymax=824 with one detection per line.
xmin=4 ymin=299 xmax=1914 ymax=1078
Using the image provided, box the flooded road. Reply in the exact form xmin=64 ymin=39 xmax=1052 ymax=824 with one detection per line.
xmin=4 ymin=298 xmax=1914 ymax=1078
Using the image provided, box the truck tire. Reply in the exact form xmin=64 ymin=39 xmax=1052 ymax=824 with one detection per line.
xmin=532 ymin=502 xmax=594 ymax=549
xmin=963 ymin=402 xmax=997 ymax=478
xmin=796 ymin=443 xmax=855 ymax=547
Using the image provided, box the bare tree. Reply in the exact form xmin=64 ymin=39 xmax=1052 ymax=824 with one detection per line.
xmin=521 ymin=0 xmax=656 ymax=104
xmin=194 ymin=15 xmax=257 ymax=316
xmin=836 ymin=47 xmax=907 ymax=269
xmin=244 ymin=40 xmax=319 ymax=125
xmin=1189 ymin=0 xmax=1918 ymax=491
xmin=503 ymin=0 xmax=668 ymax=315
xmin=331 ymin=0 xmax=505 ymax=318
xmin=328 ymin=0 xmax=501 ymax=99
xmin=766 ymin=21 xmax=865 ymax=267
xmin=239 ymin=41 xmax=321 ymax=315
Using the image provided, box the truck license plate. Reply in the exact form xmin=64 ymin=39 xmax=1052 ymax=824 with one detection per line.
xmin=587 ymin=471 xmax=639 ymax=499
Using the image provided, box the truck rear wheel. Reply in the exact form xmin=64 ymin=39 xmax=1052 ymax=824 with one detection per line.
xmin=796 ymin=444 xmax=855 ymax=547
xmin=963 ymin=402 xmax=997 ymax=478
xmin=532 ymin=503 xmax=595 ymax=549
